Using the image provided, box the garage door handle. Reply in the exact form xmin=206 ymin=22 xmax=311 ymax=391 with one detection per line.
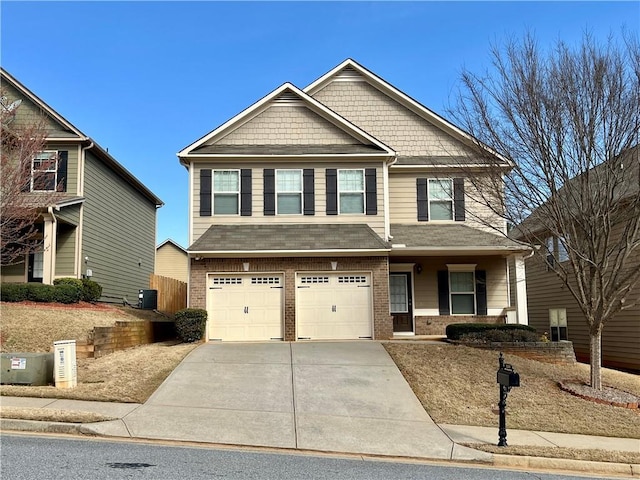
xmin=332 ymin=305 xmax=337 ymax=312
xmin=244 ymin=306 xmax=249 ymax=314
xmin=358 ymin=285 xmax=371 ymax=288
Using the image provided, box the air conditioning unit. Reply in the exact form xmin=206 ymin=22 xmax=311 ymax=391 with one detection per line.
xmin=1 ymin=352 xmax=54 ymax=386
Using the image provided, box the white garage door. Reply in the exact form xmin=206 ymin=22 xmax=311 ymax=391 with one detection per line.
xmin=207 ymin=274 xmax=283 ymax=341
xmin=296 ymin=273 xmax=372 ymax=340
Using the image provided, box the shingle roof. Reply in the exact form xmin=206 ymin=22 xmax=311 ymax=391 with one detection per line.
xmin=189 ymin=224 xmax=390 ymax=252
xmin=394 ymin=156 xmax=489 ymax=166
xmin=191 ymin=144 xmax=387 ymax=155
xmin=390 ymin=224 xmax=526 ymax=250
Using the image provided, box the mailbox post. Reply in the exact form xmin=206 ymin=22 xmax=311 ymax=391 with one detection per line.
xmin=496 ymin=352 xmax=520 ymax=447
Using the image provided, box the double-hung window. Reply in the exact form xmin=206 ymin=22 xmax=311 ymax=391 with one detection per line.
xmin=213 ymin=170 xmax=240 ymax=215
xmin=276 ymin=169 xmax=302 ymax=214
xmin=428 ymin=179 xmax=454 ymax=220
xmin=32 ymin=152 xmax=58 ymax=191
xmin=338 ymin=169 xmax=365 ymax=214
xmin=449 ymin=271 xmax=476 ymax=315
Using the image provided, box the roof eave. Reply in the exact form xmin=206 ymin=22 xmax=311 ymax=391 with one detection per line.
xmin=187 ymin=248 xmax=391 ymax=258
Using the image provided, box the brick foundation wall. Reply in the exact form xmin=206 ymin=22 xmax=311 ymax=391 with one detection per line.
xmin=415 ymin=315 xmax=505 ymax=335
xmin=459 ymin=341 xmax=577 ymax=365
xmin=190 ymin=256 xmax=392 ymax=341
xmin=77 ymin=321 xmax=176 ymax=359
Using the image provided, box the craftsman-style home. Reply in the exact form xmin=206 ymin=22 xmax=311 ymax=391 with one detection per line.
xmin=178 ymin=59 xmax=530 ymax=341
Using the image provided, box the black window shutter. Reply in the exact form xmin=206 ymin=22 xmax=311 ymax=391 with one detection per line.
xmin=326 ymin=169 xmax=338 ymax=215
xmin=240 ymin=169 xmax=252 ymax=216
xmin=263 ymin=169 xmax=275 ymax=216
xmin=56 ymin=151 xmax=68 ymax=192
xmin=437 ymin=270 xmax=450 ymax=315
xmin=303 ymin=169 xmax=315 ymax=215
xmin=417 ymin=178 xmax=428 ymax=221
xmin=21 ymin=160 xmax=31 ymax=192
xmin=200 ymin=169 xmax=212 ymax=217
xmin=475 ymin=270 xmax=487 ymax=315
xmin=365 ymin=168 xmax=377 ymax=215
xmin=453 ymin=178 xmax=465 ymax=221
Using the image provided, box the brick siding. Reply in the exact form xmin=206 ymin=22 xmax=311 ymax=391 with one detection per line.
xmin=190 ymin=256 xmax=392 ymax=341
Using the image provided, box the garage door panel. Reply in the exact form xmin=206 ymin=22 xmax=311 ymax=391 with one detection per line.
xmin=208 ymin=275 xmax=283 ymax=341
xmin=296 ymin=273 xmax=372 ymax=340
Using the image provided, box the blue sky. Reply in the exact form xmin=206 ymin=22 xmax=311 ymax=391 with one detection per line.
xmin=2 ymin=1 xmax=637 ymax=248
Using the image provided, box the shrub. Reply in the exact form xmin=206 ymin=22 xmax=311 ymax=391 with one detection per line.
xmin=53 ymin=277 xmax=84 ymax=289
xmin=460 ymin=329 xmax=541 ymax=344
xmin=0 ymin=283 xmax=28 ymax=302
xmin=174 ymin=308 xmax=207 ymax=343
xmin=446 ymin=322 xmax=536 ymax=341
xmin=25 ymin=283 xmax=56 ymax=302
xmin=53 ymin=284 xmax=82 ymax=304
xmin=81 ymin=279 xmax=103 ymax=302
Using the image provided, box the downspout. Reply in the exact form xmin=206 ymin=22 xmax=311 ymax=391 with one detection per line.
xmin=46 ymin=206 xmax=58 ymax=284
xmin=383 ymin=155 xmax=398 ymax=242
xmin=76 ymin=139 xmax=93 ymax=278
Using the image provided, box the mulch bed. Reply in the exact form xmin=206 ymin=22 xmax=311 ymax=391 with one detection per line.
xmin=559 ymin=380 xmax=640 ymax=410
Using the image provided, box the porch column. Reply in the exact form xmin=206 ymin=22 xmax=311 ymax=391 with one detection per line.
xmin=42 ymin=214 xmax=57 ymax=284
xmin=513 ymin=253 xmax=529 ymax=325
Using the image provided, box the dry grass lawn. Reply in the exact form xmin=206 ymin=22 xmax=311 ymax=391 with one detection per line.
xmin=463 ymin=444 xmax=640 ymax=465
xmin=1 ymin=302 xmax=198 ymax=403
xmin=384 ymin=342 xmax=640 ymax=439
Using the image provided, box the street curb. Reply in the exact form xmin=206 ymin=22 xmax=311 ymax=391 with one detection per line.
xmin=493 ymin=453 xmax=639 ymax=477
xmin=1 ymin=418 xmax=83 ymax=435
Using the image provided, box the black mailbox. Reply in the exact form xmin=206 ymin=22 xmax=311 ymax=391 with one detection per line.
xmin=497 ymin=369 xmax=520 ymax=388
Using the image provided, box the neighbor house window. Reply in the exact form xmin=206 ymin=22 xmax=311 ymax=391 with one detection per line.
xmin=546 ymin=236 xmax=569 ymax=268
xmin=276 ymin=169 xmax=302 ymax=214
xmin=338 ymin=169 xmax=365 ymax=214
xmin=549 ymin=308 xmax=568 ymax=341
xmin=450 ymin=271 xmax=475 ymax=315
xmin=31 ymin=152 xmax=58 ymax=191
xmin=213 ymin=170 xmax=239 ymax=215
xmin=428 ymin=179 xmax=453 ymax=220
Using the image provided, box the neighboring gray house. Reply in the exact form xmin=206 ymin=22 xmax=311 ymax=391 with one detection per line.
xmin=1 ymin=68 xmax=163 ymax=303
xmin=179 ymin=59 xmax=531 ymax=342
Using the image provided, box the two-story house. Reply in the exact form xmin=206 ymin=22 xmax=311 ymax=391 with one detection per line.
xmin=178 ymin=59 xmax=530 ymax=342
xmin=1 ymin=68 xmax=163 ymax=303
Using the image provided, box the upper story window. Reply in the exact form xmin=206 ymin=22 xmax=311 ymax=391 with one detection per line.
xmin=276 ymin=169 xmax=302 ymax=214
xmin=31 ymin=152 xmax=58 ymax=191
xmin=338 ymin=169 xmax=365 ymax=214
xmin=428 ymin=179 xmax=453 ymax=220
xmin=546 ymin=236 xmax=569 ymax=268
xmin=213 ymin=170 xmax=239 ymax=215
xmin=417 ymin=177 xmax=464 ymax=222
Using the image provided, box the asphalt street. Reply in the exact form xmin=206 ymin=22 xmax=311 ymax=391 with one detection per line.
xmin=1 ymin=434 xmax=621 ymax=480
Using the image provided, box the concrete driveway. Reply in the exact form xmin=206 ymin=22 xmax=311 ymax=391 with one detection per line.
xmin=121 ymin=342 xmax=477 ymax=459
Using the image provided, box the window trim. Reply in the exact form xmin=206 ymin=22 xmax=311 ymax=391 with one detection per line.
xmin=447 ymin=264 xmax=476 ymax=315
xmin=31 ymin=151 xmax=58 ymax=192
xmin=212 ymin=169 xmax=240 ymax=216
xmin=428 ymin=178 xmax=454 ymax=221
xmin=337 ymin=168 xmax=365 ymax=215
xmin=275 ymin=169 xmax=303 ymax=215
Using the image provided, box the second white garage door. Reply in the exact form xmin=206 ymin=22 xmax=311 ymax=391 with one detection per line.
xmin=207 ymin=274 xmax=283 ymax=341
xmin=296 ymin=273 xmax=372 ymax=340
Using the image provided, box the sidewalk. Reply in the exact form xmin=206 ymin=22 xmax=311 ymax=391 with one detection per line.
xmin=2 ymin=395 xmax=638 ymax=477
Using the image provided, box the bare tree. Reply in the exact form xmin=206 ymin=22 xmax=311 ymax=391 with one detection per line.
xmin=449 ymin=32 xmax=640 ymax=390
xmin=1 ymin=91 xmax=60 ymax=267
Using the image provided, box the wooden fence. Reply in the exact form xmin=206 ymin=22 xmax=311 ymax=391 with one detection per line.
xmin=149 ymin=274 xmax=187 ymax=314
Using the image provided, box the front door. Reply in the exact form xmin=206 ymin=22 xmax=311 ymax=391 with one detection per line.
xmin=390 ymin=273 xmax=412 ymax=332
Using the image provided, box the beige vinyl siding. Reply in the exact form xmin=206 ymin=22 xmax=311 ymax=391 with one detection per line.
xmin=1 ymin=262 xmax=26 ymax=283
xmin=311 ymin=79 xmax=474 ymax=157
xmin=55 ymin=224 xmax=76 ymax=277
xmin=388 ymin=170 xmax=505 ymax=233
xmin=192 ymin=161 xmax=386 ymax=243
xmin=215 ymin=105 xmax=358 ymax=146
xmin=155 ymin=244 xmax=189 ymax=283
xmin=391 ymin=256 xmax=509 ymax=312
xmin=525 ymin=253 xmax=640 ymax=371
xmin=82 ymin=151 xmax=157 ymax=303
xmin=1 ymin=83 xmax=80 ymax=138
